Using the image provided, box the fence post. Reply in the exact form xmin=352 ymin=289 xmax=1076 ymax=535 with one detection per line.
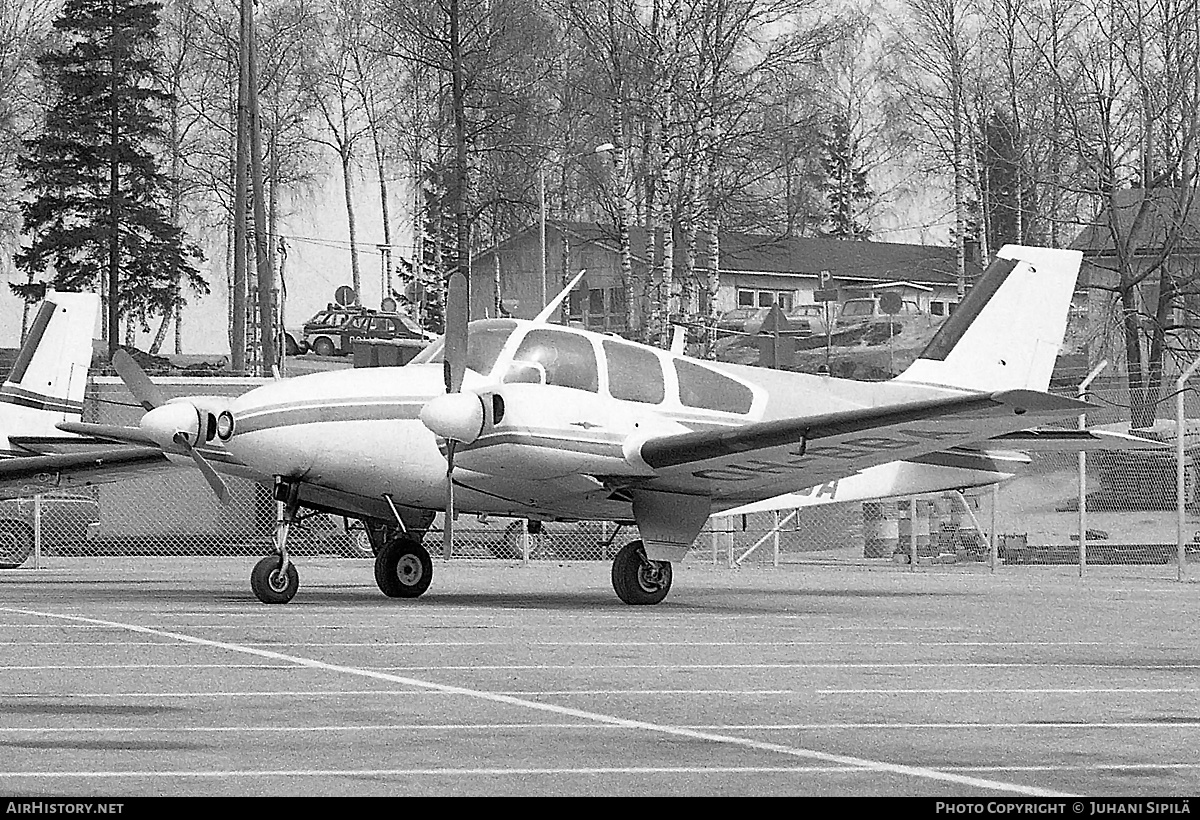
xmin=1077 ymin=360 xmax=1108 ymax=579
xmin=990 ymin=483 xmax=998 ymax=572
xmin=1176 ymin=355 xmax=1200 ymax=582
xmin=33 ymin=494 xmax=42 ymax=570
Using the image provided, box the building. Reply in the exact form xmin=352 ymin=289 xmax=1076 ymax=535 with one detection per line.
xmin=1070 ymin=187 xmax=1200 ymax=373
xmin=469 ymin=221 xmax=979 ymax=334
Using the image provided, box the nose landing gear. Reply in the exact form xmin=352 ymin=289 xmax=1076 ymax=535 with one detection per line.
xmin=251 ymin=478 xmax=302 ymax=604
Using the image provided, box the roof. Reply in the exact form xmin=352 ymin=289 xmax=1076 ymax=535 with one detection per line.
xmin=1070 ymin=188 xmax=1200 ymax=255
xmin=474 ymin=221 xmax=980 ymax=286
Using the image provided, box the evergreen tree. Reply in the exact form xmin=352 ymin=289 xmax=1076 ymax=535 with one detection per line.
xmin=820 ymin=113 xmax=872 ymax=240
xmin=15 ymin=0 xmax=205 ymax=354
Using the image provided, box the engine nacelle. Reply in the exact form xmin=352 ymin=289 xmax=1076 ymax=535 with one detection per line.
xmin=140 ymin=400 xmax=207 ymax=449
xmin=420 ymin=392 xmax=486 ymax=444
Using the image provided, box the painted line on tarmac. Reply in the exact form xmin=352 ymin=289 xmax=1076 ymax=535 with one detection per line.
xmin=366 ymin=662 xmax=1200 ymax=672
xmin=0 ymin=663 xmax=297 ymax=670
xmin=821 ymin=688 xmax=1200 ymax=694
xmin=1 ymin=721 xmax=1199 ymax=734
xmin=2 ymin=762 xmax=1199 ymax=780
xmin=0 ymin=606 xmax=1074 ymax=798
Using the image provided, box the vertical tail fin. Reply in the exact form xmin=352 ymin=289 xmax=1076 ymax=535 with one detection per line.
xmin=0 ymin=292 xmax=99 ymax=451
xmin=896 ymin=245 xmax=1082 ymax=393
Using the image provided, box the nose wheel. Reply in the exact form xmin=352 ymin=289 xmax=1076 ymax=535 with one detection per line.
xmin=611 ymin=540 xmax=672 ymax=605
xmin=251 ymin=478 xmax=302 ymax=604
xmin=251 ymin=555 xmax=299 ymax=604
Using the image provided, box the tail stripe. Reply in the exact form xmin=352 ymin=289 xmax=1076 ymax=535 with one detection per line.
xmin=0 ymin=385 xmax=84 ymax=415
xmin=918 ymin=259 xmax=1017 ymax=362
xmin=7 ymin=301 xmax=55 ymax=385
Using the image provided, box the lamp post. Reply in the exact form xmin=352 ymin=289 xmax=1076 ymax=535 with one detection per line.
xmin=539 ymin=143 xmax=614 ymax=320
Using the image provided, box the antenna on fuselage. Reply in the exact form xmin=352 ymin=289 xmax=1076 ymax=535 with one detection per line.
xmin=532 ymin=269 xmax=587 ymax=324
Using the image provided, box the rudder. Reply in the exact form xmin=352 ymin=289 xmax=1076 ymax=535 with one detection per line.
xmin=896 ymin=245 xmax=1082 ymax=393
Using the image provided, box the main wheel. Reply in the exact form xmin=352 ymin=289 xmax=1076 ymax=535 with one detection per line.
xmin=611 ymin=540 xmax=672 ymax=605
xmin=0 ymin=521 xmax=34 ymax=569
xmin=374 ymin=536 xmax=433 ymax=598
xmin=250 ymin=555 xmax=299 ymax=604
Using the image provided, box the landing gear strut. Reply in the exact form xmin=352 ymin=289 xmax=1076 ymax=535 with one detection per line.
xmin=251 ymin=479 xmax=302 ymax=604
xmin=611 ymin=540 xmax=672 ymax=605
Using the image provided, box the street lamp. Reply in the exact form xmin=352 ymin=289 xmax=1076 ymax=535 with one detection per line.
xmin=540 ymin=143 xmax=616 ymax=317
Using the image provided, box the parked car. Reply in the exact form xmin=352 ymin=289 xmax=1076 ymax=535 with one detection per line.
xmin=338 ymin=311 xmax=437 ymax=356
xmin=784 ymin=304 xmax=830 ymax=337
xmin=300 ymin=306 xmax=370 ymax=357
xmin=716 ymin=307 xmax=770 ymax=336
xmin=833 ymin=296 xmax=923 ymax=331
xmin=0 ymin=493 xmax=100 ymax=568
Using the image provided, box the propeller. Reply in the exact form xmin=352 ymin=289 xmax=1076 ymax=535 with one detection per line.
xmin=418 ymin=270 xmax=475 ymax=555
xmin=111 ymin=350 xmax=232 ymax=505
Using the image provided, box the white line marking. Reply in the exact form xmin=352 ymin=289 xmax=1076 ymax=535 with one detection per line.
xmin=1 ymin=762 xmax=1198 ymax=780
xmin=0 ymin=606 xmax=1073 ymax=798
xmin=1 ymin=722 xmax=1199 ymax=734
xmin=0 ymin=664 xmax=296 ymax=671
xmin=2 ymin=689 xmax=800 ymax=697
xmin=820 ymin=688 xmax=1200 ymax=694
xmin=5 ymin=662 xmax=1195 ymax=673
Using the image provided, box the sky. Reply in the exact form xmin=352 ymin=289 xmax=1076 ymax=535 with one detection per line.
xmin=0 ymin=173 xmax=412 ymax=355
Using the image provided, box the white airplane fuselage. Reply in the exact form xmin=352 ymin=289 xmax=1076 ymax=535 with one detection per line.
xmin=220 ymin=318 xmax=1016 ymax=524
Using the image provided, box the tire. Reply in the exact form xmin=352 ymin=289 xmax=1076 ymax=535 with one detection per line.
xmin=0 ymin=521 xmax=34 ymax=569
xmin=312 ymin=336 xmax=336 ymax=357
xmin=611 ymin=540 xmax=672 ymax=605
xmin=488 ymin=521 xmax=524 ymax=560
xmin=374 ymin=536 xmax=433 ymax=598
xmin=250 ymin=555 xmax=299 ymax=604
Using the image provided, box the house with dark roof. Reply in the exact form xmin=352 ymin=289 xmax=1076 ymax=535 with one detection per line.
xmin=1069 ymin=187 xmax=1200 ymax=369
xmin=469 ymin=220 xmax=980 ymax=334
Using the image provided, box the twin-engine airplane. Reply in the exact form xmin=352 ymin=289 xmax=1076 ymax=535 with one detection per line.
xmin=0 ymin=245 xmax=1161 ymax=604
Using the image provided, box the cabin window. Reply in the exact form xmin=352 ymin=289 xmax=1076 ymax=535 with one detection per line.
xmin=603 ymin=340 xmax=665 ymax=404
xmin=512 ymin=328 xmax=599 ymax=392
xmin=674 ymin=360 xmax=753 ymax=414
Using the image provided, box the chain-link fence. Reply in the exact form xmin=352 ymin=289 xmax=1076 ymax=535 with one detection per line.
xmin=2 ymin=372 xmax=1198 ymax=578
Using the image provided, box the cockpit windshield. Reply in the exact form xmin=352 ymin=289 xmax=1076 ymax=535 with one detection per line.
xmin=409 ymin=319 xmax=516 ymax=378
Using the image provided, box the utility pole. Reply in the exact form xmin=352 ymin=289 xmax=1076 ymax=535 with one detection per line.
xmin=231 ymin=0 xmax=250 ymax=373
xmin=247 ymin=0 xmax=276 ymax=374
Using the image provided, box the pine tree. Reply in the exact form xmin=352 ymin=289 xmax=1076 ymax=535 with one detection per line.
xmin=15 ymin=0 xmax=205 ymax=354
xmin=820 ymin=113 xmax=873 ymax=240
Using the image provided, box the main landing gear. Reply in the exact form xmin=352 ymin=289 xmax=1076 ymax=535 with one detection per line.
xmin=611 ymin=540 xmax=673 ymax=605
xmin=374 ymin=535 xmax=433 ymax=598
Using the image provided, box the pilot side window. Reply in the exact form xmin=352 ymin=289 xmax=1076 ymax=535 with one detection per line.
xmin=674 ymin=360 xmax=753 ymax=414
xmin=603 ymin=340 xmax=665 ymax=404
xmin=512 ymin=329 xmax=599 ymax=392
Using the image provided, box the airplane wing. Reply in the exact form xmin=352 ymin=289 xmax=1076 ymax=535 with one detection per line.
xmin=631 ymin=389 xmax=1089 ymax=502
xmin=0 ymin=446 xmax=172 ymax=499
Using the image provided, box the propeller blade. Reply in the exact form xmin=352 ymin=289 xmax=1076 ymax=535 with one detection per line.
xmin=112 ymin=349 xmax=167 ymax=411
xmin=444 ymin=439 xmax=456 ymax=556
xmin=444 ymin=270 xmax=469 ymax=394
xmin=173 ymin=432 xmax=232 ymax=505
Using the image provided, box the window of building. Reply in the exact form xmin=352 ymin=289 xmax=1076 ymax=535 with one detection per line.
xmin=512 ymin=328 xmax=599 ymax=392
xmin=674 ymin=359 xmax=753 ymax=414
xmin=589 ymin=289 xmax=605 ymax=314
xmin=604 ymin=340 xmax=665 ymax=404
xmin=737 ymin=290 xmax=756 ymax=307
xmin=930 ymin=301 xmax=945 ymax=316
